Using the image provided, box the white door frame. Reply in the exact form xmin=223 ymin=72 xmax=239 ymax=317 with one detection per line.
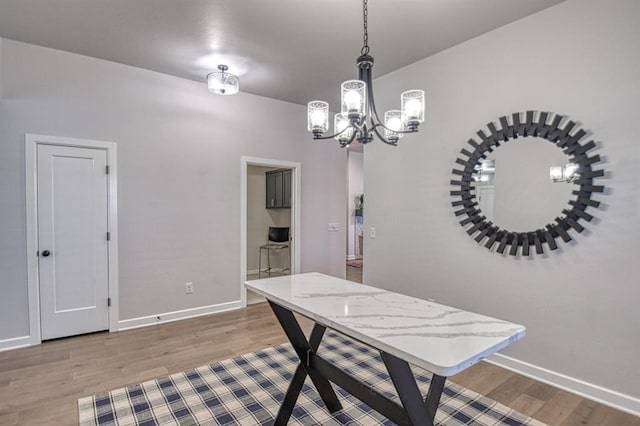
xmin=240 ymin=156 xmax=301 ymax=307
xmin=25 ymin=134 xmax=119 ymax=345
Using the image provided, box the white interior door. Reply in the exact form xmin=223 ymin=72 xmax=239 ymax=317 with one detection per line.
xmin=37 ymin=144 xmax=110 ymax=340
xmin=477 ymin=186 xmax=495 ymax=222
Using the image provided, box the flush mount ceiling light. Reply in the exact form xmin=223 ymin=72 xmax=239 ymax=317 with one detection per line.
xmin=207 ymin=64 xmax=239 ymax=95
xmin=307 ymin=0 xmax=425 ymax=147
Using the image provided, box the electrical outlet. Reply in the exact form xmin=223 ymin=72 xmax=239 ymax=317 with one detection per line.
xmin=328 ymin=222 xmax=340 ymax=231
xmin=369 ymin=227 xmax=376 ymax=238
xmin=185 ymin=282 xmax=194 ymax=294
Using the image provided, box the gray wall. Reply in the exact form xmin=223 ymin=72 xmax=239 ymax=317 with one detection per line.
xmin=0 ymin=40 xmax=347 ymax=339
xmin=0 ymin=37 xmax=3 ymax=99
xmin=365 ymin=0 xmax=640 ymax=400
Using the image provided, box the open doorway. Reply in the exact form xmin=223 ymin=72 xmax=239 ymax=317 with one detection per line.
xmin=240 ymin=157 xmax=301 ymax=306
xmin=346 ymin=149 xmax=363 ymax=283
xmin=246 ymin=165 xmax=291 ymax=303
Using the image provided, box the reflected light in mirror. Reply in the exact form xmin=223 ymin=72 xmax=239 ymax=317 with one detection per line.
xmin=549 ymin=162 xmax=580 ymax=183
xmin=550 ymin=166 xmax=564 ymax=182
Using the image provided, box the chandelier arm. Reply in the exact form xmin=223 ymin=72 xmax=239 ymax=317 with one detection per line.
xmin=367 ymin=83 xmax=385 ymax=127
xmin=371 ymin=122 xmax=419 ymax=135
xmin=371 ymin=125 xmax=398 ymax=146
xmin=313 ymin=134 xmax=342 ymax=140
xmin=359 ymin=60 xmax=385 ymax=128
xmin=313 ymin=122 xmax=358 ymax=140
xmin=341 ymin=127 xmax=360 ymax=147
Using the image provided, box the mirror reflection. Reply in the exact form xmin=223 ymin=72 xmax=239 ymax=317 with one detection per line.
xmin=471 ymin=137 xmax=578 ymax=232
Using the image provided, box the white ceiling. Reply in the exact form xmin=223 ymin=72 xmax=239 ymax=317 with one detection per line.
xmin=0 ymin=0 xmax=565 ymax=108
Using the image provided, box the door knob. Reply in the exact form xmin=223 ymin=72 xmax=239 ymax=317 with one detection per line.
xmin=41 ymin=250 xmax=51 ymax=257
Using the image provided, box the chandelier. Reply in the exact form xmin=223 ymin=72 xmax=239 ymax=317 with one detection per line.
xmin=307 ymin=0 xmax=425 ymax=147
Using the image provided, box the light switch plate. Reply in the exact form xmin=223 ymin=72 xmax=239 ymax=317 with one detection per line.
xmin=369 ymin=227 xmax=376 ymax=238
xmin=328 ymin=222 xmax=340 ymax=231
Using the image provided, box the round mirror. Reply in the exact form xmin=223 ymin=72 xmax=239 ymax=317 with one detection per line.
xmin=451 ymin=111 xmax=605 ymax=256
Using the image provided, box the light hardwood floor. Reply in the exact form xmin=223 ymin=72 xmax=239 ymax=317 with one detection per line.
xmin=1 ymin=296 xmax=638 ymax=425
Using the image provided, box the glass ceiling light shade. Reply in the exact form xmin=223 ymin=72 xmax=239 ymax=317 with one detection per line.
xmin=207 ymin=64 xmax=239 ymax=95
xmin=306 ymin=0 xmax=425 ymax=147
xmin=401 ymin=90 xmax=425 ymax=129
xmin=341 ymin=80 xmax=367 ymax=118
xmin=308 ymin=101 xmax=329 ymax=134
xmin=384 ymin=110 xmax=404 ymax=142
xmin=334 ymin=113 xmax=354 ymax=145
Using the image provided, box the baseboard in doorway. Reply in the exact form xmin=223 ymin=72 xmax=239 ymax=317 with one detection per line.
xmin=118 ymin=300 xmax=242 ymax=331
xmin=247 ymin=292 xmax=266 ymax=305
xmin=347 ymin=259 xmax=363 ymax=268
xmin=247 ymin=268 xmax=288 ymax=276
xmin=0 ymin=335 xmax=31 ymax=352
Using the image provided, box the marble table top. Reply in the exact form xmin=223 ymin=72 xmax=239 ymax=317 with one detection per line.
xmin=245 ymin=273 xmax=525 ymax=376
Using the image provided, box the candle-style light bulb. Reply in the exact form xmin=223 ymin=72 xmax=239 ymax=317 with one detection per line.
xmin=404 ymin=99 xmax=422 ymax=120
xmin=310 ymin=110 xmax=325 ymax=126
xmin=344 ymin=91 xmax=361 ymax=113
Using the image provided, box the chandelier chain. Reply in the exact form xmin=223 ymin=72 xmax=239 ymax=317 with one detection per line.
xmin=361 ymin=0 xmax=369 ymax=55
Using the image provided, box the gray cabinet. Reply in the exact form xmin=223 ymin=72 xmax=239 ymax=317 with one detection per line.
xmin=282 ymin=169 xmax=292 ymax=208
xmin=266 ymin=169 xmax=292 ymax=209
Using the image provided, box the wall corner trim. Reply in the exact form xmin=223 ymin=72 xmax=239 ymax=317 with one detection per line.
xmin=0 ymin=336 xmax=32 ymax=352
xmin=117 ymin=300 xmax=242 ymax=331
xmin=486 ymin=353 xmax=640 ymax=417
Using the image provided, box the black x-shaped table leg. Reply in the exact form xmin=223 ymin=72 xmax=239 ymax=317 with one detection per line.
xmin=269 ymin=301 xmax=446 ymax=426
xmin=381 ymin=352 xmax=446 ymax=425
xmin=270 ymin=302 xmax=342 ymax=425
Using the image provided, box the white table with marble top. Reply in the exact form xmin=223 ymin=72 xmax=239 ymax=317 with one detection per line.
xmin=245 ymin=272 xmax=526 ymax=426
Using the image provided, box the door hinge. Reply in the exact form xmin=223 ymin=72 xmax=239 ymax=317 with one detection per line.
xmin=108 ymin=297 xmax=111 ymax=307
xmin=106 ymin=232 xmax=111 ymax=241
xmin=106 ymin=165 xmax=110 ymax=175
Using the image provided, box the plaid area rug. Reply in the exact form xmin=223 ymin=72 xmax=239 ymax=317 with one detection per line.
xmin=78 ymin=332 xmax=545 ymax=425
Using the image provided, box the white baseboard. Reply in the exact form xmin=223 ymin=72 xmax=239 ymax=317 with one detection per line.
xmin=118 ymin=300 xmax=242 ymax=331
xmin=247 ymin=292 xmax=266 ymax=305
xmin=487 ymin=353 xmax=640 ymax=417
xmin=0 ymin=335 xmax=31 ymax=352
xmin=247 ymin=268 xmax=287 ymax=276
xmin=346 ymin=254 xmax=356 ymax=261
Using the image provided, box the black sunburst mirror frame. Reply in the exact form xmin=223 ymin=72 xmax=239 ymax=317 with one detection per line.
xmin=450 ymin=111 xmax=605 ymax=256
